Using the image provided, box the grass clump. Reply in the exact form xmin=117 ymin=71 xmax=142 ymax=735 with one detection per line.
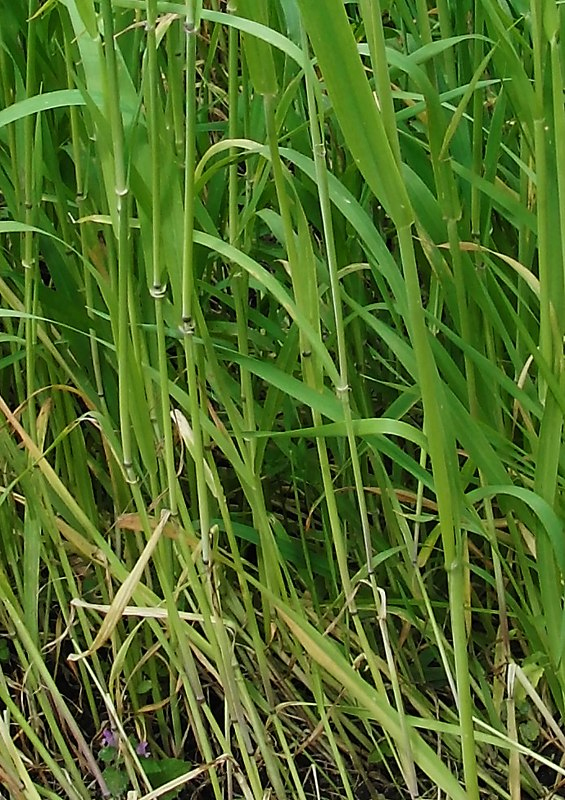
xmin=0 ymin=1 xmax=565 ymax=798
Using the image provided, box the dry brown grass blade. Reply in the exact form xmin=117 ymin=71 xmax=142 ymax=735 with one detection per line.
xmin=56 ymin=517 xmax=108 ymax=566
xmin=68 ymin=509 xmax=171 ymax=662
xmin=116 ymin=512 xmax=199 ymax=547
xmin=70 ymin=597 xmax=236 ymax=629
xmin=136 ymin=754 xmax=238 ymax=800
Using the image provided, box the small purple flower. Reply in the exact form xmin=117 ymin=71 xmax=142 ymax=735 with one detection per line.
xmin=136 ymin=740 xmax=150 ymax=758
xmin=101 ymin=729 xmax=118 ymax=748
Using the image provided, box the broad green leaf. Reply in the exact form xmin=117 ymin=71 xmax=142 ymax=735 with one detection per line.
xmin=65 ymin=0 xmax=98 ymax=37
xmin=295 ymin=0 xmax=412 ymax=226
xmin=231 ymin=0 xmax=278 ymax=96
xmin=0 ymin=90 xmax=85 ymax=128
xmin=466 ymin=485 xmax=565 ymax=575
xmin=246 ymin=417 xmax=427 ymax=450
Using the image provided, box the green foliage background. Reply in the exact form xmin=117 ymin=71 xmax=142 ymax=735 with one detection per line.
xmin=0 ymin=1 xmax=564 ymax=798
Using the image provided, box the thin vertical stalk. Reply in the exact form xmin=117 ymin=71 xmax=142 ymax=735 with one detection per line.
xmin=21 ymin=0 xmax=41 ymax=662
xmin=471 ymin=0 xmax=485 ymax=241
xmin=145 ymin=0 xmax=177 ymax=514
xmin=181 ymin=10 xmax=213 ymax=573
xmin=415 ymin=0 xmax=433 ymax=45
xmin=166 ymin=22 xmax=185 ymax=156
xmin=435 ymin=0 xmax=457 ymax=85
xmin=530 ymin=0 xmax=565 ymax=686
xmin=23 ymin=0 xmax=39 ymax=440
xmin=0 ymin=19 xmax=25 ymax=405
xmin=359 ymin=0 xmax=401 ymax=166
xmin=397 ymin=223 xmax=479 ymax=800
xmin=99 ymin=0 xmax=135 ymax=484
xmin=530 ymin=0 xmax=554 ymax=376
xmin=0 ymin=27 xmax=21 ymax=211
xmin=61 ymin=11 xmax=107 ymax=411
xmin=228 ymin=19 xmax=256 ymax=468
xmin=549 ymin=7 xmax=565 ymax=328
